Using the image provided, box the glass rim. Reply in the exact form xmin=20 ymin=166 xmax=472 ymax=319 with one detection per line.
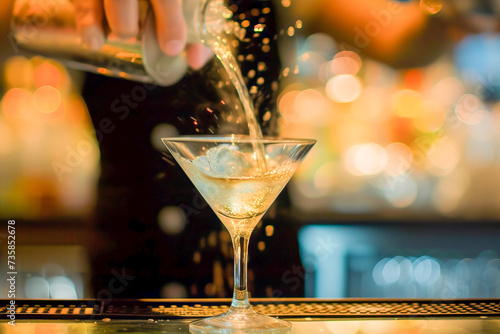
xmin=161 ymin=135 xmax=316 ymax=145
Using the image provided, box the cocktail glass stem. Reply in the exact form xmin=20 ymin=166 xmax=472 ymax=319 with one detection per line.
xmin=231 ymin=234 xmax=251 ymax=309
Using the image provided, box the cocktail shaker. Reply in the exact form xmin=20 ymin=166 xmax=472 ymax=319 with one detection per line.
xmin=10 ymin=0 xmax=228 ymax=86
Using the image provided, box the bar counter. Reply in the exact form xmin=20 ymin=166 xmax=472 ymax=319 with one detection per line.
xmin=2 ymin=298 xmax=500 ymax=333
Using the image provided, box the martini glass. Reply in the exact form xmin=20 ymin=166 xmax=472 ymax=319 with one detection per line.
xmin=162 ymin=135 xmax=315 ymax=333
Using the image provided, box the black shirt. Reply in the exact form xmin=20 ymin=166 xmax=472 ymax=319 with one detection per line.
xmin=82 ymin=0 xmax=302 ymax=298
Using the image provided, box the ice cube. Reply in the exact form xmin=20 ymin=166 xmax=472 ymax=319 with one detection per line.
xmin=192 ymin=155 xmax=211 ymax=172
xmin=206 ymin=144 xmax=254 ymax=176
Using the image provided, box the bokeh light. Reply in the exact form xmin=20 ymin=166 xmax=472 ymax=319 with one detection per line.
xmin=294 ymin=88 xmax=330 ymax=124
xmin=33 ymin=85 xmax=61 ymax=113
xmin=383 ymin=174 xmax=418 ymax=208
xmin=161 ymin=282 xmax=188 ymax=298
xmin=281 ymin=0 xmax=291 ymax=8
xmin=420 ymin=0 xmax=443 ymax=14
xmin=455 ymin=94 xmax=486 ymax=125
xmin=33 ymin=62 xmax=62 ymax=88
xmin=1 ymin=88 xmax=34 ymax=121
xmin=333 ymin=51 xmax=362 ymax=74
xmin=433 ymin=168 xmax=469 ymax=214
xmin=0 ymin=121 xmax=14 ymax=155
xmin=398 ymin=258 xmax=414 ymax=285
xmin=278 ymin=90 xmax=300 ymax=122
xmin=326 ymin=74 xmax=362 ymax=103
xmin=320 ymin=51 xmax=362 ymax=80
xmin=413 ymin=100 xmax=446 ymax=133
xmin=300 ymin=51 xmax=327 ymax=77
xmin=373 ymin=255 xmax=443 ymax=288
xmin=382 ymin=258 xmax=401 ymax=285
xmin=48 ymin=276 xmax=77 ymax=299
xmin=373 ymin=258 xmax=389 ymax=286
xmin=384 ymin=143 xmax=413 ymax=176
xmin=392 ymin=89 xmax=422 ymax=118
xmin=350 ymin=87 xmax=388 ymax=122
xmin=413 ymin=256 xmax=441 ymax=286
xmin=345 ymin=143 xmax=387 ymax=176
xmin=25 ymin=276 xmax=50 ymax=298
xmin=150 ymin=123 xmax=179 ymax=151
xmin=3 ymin=56 xmax=33 ymax=89
xmin=314 ymin=162 xmax=337 ymax=193
xmin=431 ymin=77 xmax=465 ymax=107
xmin=427 ymin=137 xmax=460 ymax=174
xmin=158 ymin=206 xmax=187 ymax=235
xmin=301 ymin=33 xmax=336 ymax=60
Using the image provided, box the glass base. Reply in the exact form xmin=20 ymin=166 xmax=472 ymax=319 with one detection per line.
xmin=189 ymin=306 xmax=292 ymax=333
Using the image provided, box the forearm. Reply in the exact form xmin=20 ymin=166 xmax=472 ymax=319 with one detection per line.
xmin=293 ymin=0 xmax=451 ymax=68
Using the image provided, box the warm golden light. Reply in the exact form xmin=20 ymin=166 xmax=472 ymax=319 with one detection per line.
xmin=33 ymin=62 xmax=62 ymax=88
xmin=455 ymin=94 xmax=486 ymax=125
xmin=1 ymin=88 xmax=33 ymax=122
xmin=33 ymin=85 xmax=61 ymax=114
xmin=294 ymin=89 xmax=330 ymax=124
xmin=4 ymin=56 xmax=33 ymax=89
xmin=345 ymin=143 xmax=387 ymax=176
xmin=384 ymin=143 xmax=413 ymax=176
xmin=278 ymin=90 xmax=300 ymax=122
xmin=326 ymin=74 xmax=362 ymax=103
xmin=431 ymin=77 xmax=465 ymax=107
xmin=325 ymin=321 xmax=360 ymax=334
xmin=350 ymin=87 xmax=388 ymax=122
xmin=265 ymin=225 xmax=274 ymax=237
xmin=420 ymin=0 xmax=443 ymax=15
xmin=314 ymin=162 xmax=337 ymax=192
xmin=330 ymin=51 xmax=362 ymax=75
xmin=392 ymin=89 xmax=422 ymax=118
xmin=0 ymin=121 xmax=14 ymax=155
xmin=433 ymin=168 xmax=469 ymax=214
xmin=258 ymin=241 xmax=266 ymax=251
xmin=281 ymin=0 xmax=291 ymax=7
xmin=427 ymin=137 xmax=460 ymax=174
xmin=413 ymin=100 xmax=446 ymax=133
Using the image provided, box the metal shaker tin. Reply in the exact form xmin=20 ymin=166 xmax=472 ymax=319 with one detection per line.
xmin=10 ymin=0 xmax=202 ymax=86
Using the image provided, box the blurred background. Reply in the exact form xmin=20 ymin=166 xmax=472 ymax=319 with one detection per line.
xmin=1 ymin=0 xmax=500 ymax=300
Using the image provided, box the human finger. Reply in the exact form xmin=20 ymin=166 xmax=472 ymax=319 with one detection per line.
xmin=103 ymin=0 xmax=140 ymax=39
xmin=150 ymin=0 xmax=187 ymax=56
xmin=186 ymin=43 xmax=214 ymax=70
xmin=74 ymin=0 xmax=105 ymax=50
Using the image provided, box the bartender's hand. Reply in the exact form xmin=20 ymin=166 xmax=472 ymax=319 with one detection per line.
xmin=73 ymin=0 xmax=213 ymax=70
